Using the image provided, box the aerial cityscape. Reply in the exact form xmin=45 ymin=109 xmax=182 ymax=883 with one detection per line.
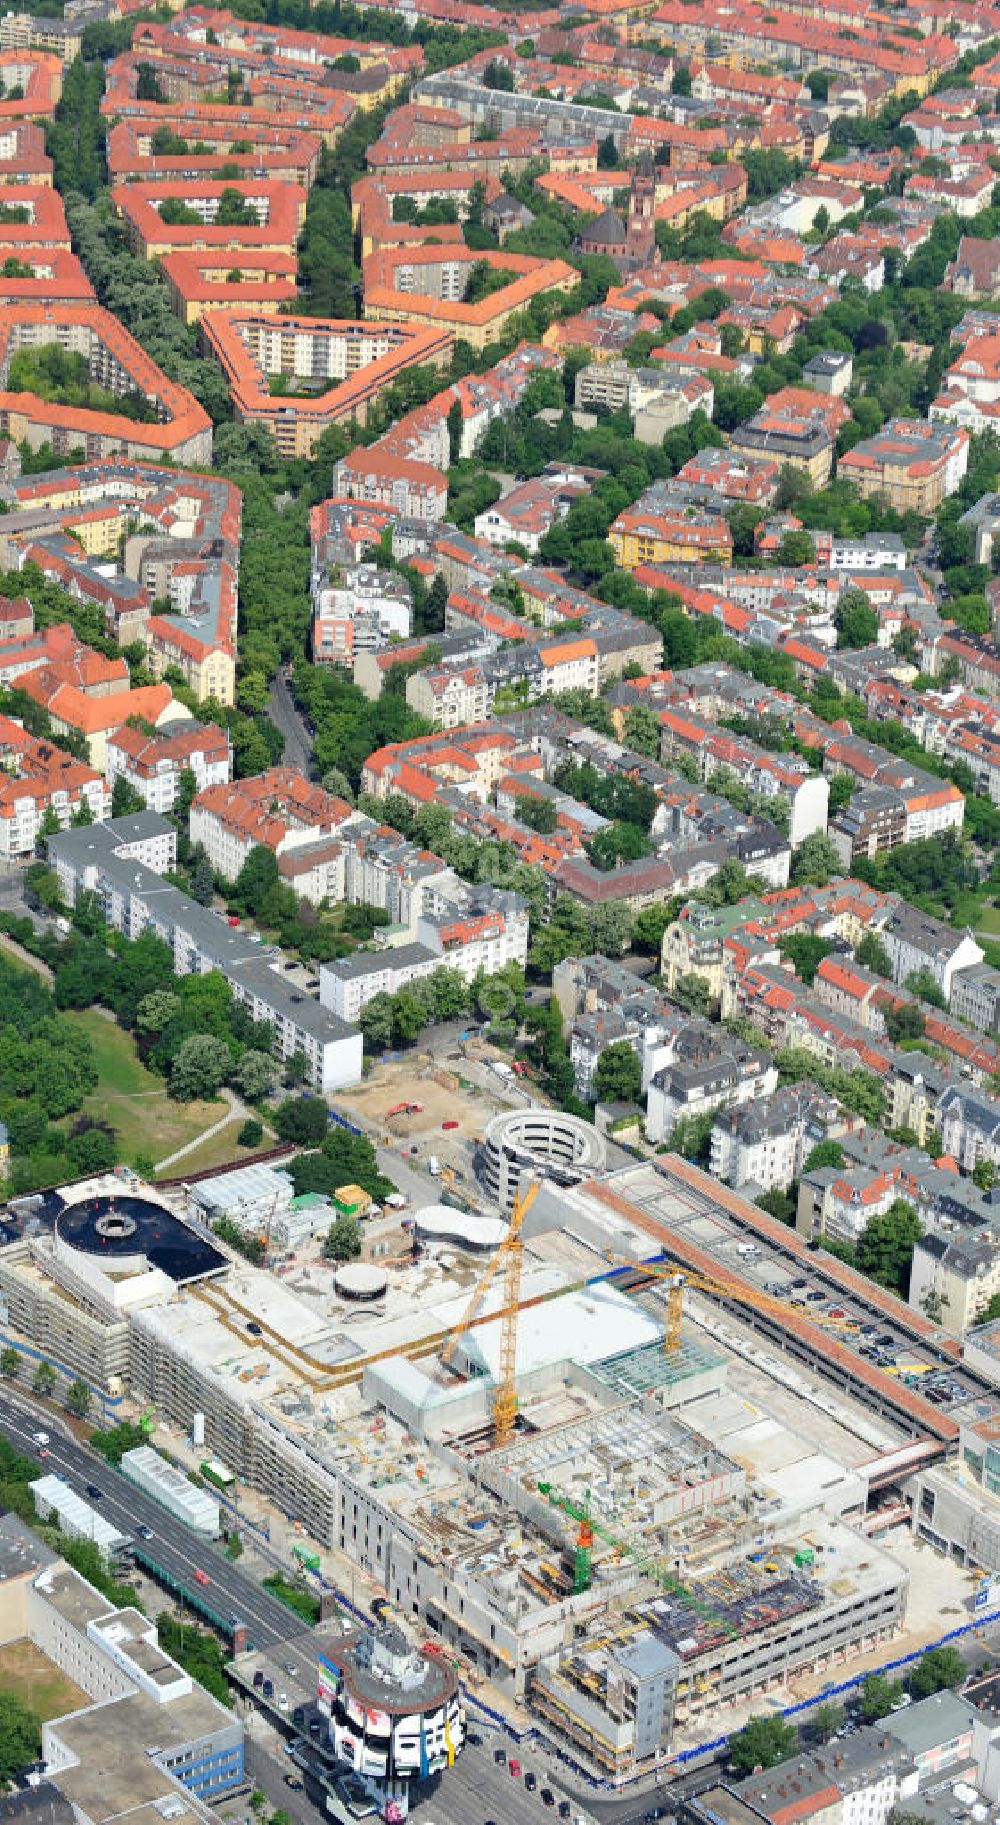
xmin=8 ymin=0 xmax=1000 ymax=1822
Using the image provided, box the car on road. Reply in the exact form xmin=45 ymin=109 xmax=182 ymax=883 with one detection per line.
xmin=86 ymin=1484 xmax=104 ymax=1500
xmin=541 ymin=1789 xmax=554 ymax=1807
xmin=509 ymin=1759 xmax=521 ymax=1778
xmin=284 ymin=1777 xmax=303 ymax=1792
xmin=442 ymin=1120 xmax=459 ymax=1130
xmin=194 ymin=1569 xmax=211 ymax=1586
xmin=493 ymin=1748 xmax=506 ymax=1766
xmin=136 ymin=1523 xmax=153 ymax=1539
xmin=559 ymin=1805 xmax=571 ymax=1820
xmin=32 ymin=1431 xmax=49 ymax=1445
xmin=526 ymin=1772 xmax=537 ymax=1792
xmin=253 ymin=1671 xmax=264 ymax=1690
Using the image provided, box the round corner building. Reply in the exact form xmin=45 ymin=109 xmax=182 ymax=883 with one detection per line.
xmin=480 ymin=1107 xmax=606 ymax=1214
xmin=317 ymin=1622 xmax=465 ymax=1818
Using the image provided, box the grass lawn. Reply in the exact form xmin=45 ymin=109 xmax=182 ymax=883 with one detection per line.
xmin=162 ymin=1117 xmax=276 ymax=1179
xmin=975 ymin=904 xmax=1000 ymax=935
xmin=63 ymin=1009 xmax=225 ymax=1165
xmin=0 ymin=1638 xmax=88 ymax=1721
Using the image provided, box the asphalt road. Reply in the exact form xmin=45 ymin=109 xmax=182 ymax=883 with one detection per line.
xmin=0 ymin=866 xmax=50 ymax=936
xmin=0 ymin=1392 xmax=298 ymax=1648
xmin=269 ymin=669 xmax=315 ymax=779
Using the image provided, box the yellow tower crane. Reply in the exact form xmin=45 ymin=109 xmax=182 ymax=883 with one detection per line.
xmin=438 ymin=1177 xmax=538 ymax=1446
xmin=437 ymin=1205 xmax=860 ymax=1448
xmin=612 ymin=1259 xmax=862 ymax=1352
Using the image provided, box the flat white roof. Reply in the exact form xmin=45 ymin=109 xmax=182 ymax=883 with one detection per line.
xmin=31 ymin=1474 xmax=127 ymax=1554
xmin=459 ymin=1282 xmax=661 ymax=1379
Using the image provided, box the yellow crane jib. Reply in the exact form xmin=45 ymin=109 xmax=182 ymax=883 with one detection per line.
xmin=437 ymin=1178 xmax=539 ymax=1446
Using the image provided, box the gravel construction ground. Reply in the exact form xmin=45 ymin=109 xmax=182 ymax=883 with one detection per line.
xmin=337 ymin=1055 xmax=504 ymax=1146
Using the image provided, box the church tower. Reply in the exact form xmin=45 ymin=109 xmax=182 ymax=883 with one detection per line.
xmin=626 ymin=156 xmax=657 ymax=267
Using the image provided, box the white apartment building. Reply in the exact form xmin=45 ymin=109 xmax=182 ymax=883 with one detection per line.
xmin=882 ymin=904 xmax=983 ymax=1004
xmin=190 ymin=770 xmax=354 ymax=883
xmin=320 ymin=941 xmax=441 ymax=1024
xmin=0 ymin=763 xmax=109 ymax=861
xmin=321 ymin=895 xmax=529 ymax=1023
xmin=105 ymin=722 xmax=232 ymax=815
xmin=49 ymin=813 xmax=363 ymax=1092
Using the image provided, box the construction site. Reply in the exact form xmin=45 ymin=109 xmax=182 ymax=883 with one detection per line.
xmin=0 ymin=1153 xmax=995 ymax=1784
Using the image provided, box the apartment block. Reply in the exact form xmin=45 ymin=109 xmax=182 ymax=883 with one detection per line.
xmin=0 ymin=304 xmax=212 ymax=466
xmin=0 ymin=711 xmax=109 ymax=858
xmin=200 ymin=313 xmax=451 ymax=458
xmin=49 ymin=814 xmax=362 ymax=1091
xmin=838 ymin=419 xmax=970 ymax=514
xmin=190 ymin=769 xmax=355 ymax=884
xmin=105 ymin=722 xmax=232 ymax=814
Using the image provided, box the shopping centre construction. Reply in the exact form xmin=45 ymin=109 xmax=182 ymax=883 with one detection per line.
xmin=2 ymin=1144 xmax=998 ymax=1785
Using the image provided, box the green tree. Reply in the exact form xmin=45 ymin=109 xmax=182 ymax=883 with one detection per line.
xmin=135 ymin=990 xmax=181 ymax=1035
xmin=32 ymin=1360 xmax=56 ymax=1398
xmin=860 ymin=1673 xmax=903 ymax=1721
xmin=623 ymin=704 xmax=663 ymax=757
xmin=835 ymin=586 xmax=879 ymax=650
xmin=857 ymin=932 xmax=891 ymax=977
xmin=592 ymin=1041 xmax=642 ymax=1104
xmin=804 ymin=1140 xmax=845 ymax=1172
xmin=324 ymin=1215 xmax=362 ymax=1261
xmin=0 ymin=1692 xmax=41 ymax=1784
xmin=973 ymin=1159 xmax=996 ymax=1193
xmin=904 ymin=967 xmax=946 ymax=1010
xmin=909 ymin=1644 xmax=965 ymax=1697
xmin=673 ymin=972 xmax=712 ymax=1016
xmin=810 ymin=1701 xmax=842 ymax=1743
xmin=111 ymin=775 xmax=146 ymax=818
xmin=447 ymin=397 xmax=464 ymax=465
xmin=0 ymin=1346 xmax=20 ymax=1380
xmin=856 ymin=1199 xmax=922 ymax=1295
xmin=779 ymin=933 xmax=834 ymax=985
xmin=359 ymin=992 xmax=395 ymax=1056
xmin=234 ymin=1050 xmax=275 ymax=1100
xmin=884 ymin=1002 xmax=925 ymax=1044
xmin=238 ymin=1117 xmax=264 ymax=1148
xmin=729 ymin=1714 xmax=797 ymax=1776
xmin=169 ymin=1034 xmax=232 ymax=1101
xmin=274 ymin=1096 xmax=328 ymax=1146
xmin=189 ymin=855 xmax=216 ymax=907
xmin=588 ymin=821 xmax=653 ymax=871
xmin=669 ymin=1107 xmax=717 ymax=1166
xmin=66 ymin=1378 xmax=91 ymax=1418
xmin=828 ymin=774 xmax=854 ymax=816
xmin=779 ymin=530 xmax=817 ymax=566
xmin=792 ymin=833 xmax=841 ymax=887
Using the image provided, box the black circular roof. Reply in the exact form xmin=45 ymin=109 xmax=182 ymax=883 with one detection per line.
xmin=56 ymin=1194 xmax=225 ymax=1283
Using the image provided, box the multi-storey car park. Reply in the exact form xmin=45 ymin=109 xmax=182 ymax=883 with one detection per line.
xmin=2 ymin=1138 xmax=997 ymax=1789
